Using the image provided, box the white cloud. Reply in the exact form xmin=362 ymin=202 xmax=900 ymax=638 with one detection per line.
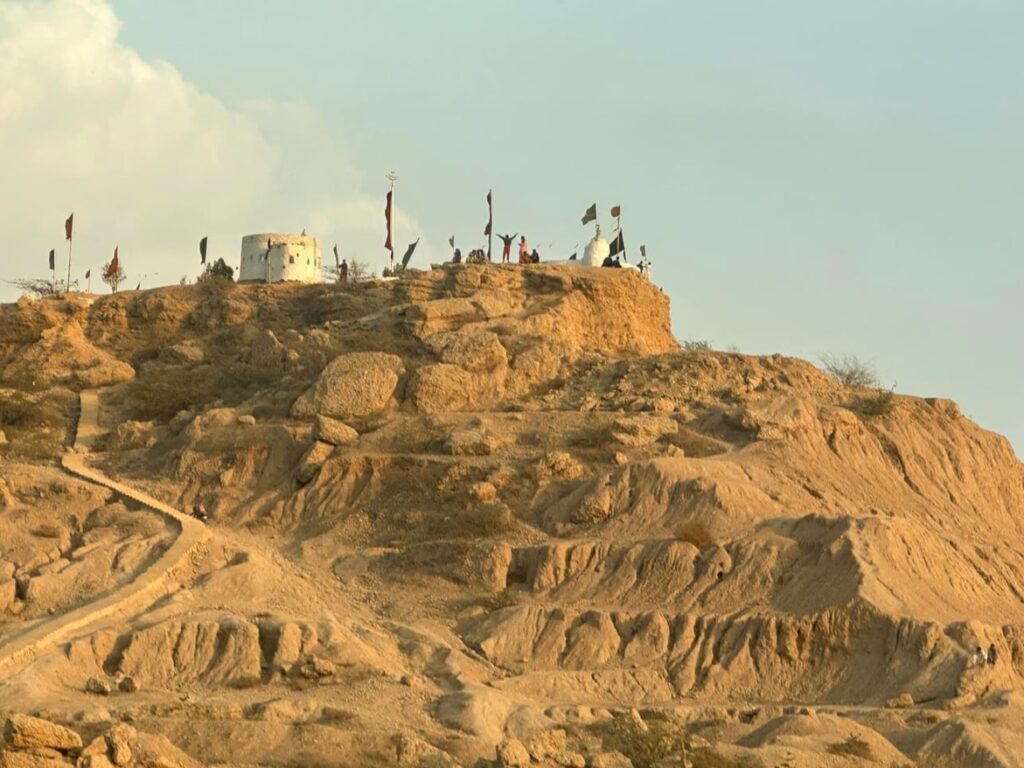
xmin=0 ymin=0 xmax=432 ymax=297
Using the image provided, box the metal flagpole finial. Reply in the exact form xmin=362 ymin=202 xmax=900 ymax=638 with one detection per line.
xmin=386 ymin=170 xmax=398 ymax=190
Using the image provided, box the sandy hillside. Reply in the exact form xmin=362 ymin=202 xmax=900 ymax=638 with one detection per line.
xmin=1 ymin=263 xmax=1023 ymax=768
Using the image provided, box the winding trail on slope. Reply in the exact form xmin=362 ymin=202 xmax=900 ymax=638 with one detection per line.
xmin=0 ymin=389 xmax=209 ymax=674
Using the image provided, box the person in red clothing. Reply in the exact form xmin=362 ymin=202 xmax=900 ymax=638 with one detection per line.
xmin=498 ymin=233 xmax=518 ymax=263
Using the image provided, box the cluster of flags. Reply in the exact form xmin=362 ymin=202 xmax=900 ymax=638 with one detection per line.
xmin=581 ymin=202 xmax=644 ymax=264
xmin=443 ymin=193 xmax=649 ymax=267
xmin=41 ymin=212 xmax=125 ymax=291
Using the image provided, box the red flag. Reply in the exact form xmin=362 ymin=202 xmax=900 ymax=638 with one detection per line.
xmin=384 ymin=190 xmax=394 ymax=253
xmin=65 ymin=213 xmax=74 ymax=240
xmin=105 ymin=247 xmax=119 ymax=278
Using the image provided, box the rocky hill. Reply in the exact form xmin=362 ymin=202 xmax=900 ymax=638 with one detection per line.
xmin=1 ymin=264 xmax=1023 ymax=767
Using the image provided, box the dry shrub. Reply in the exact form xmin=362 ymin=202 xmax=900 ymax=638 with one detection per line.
xmin=683 ymin=339 xmax=713 ymax=352
xmin=822 ymin=354 xmax=879 ymax=388
xmin=0 ymin=388 xmax=74 ymax=462
xmin=675 ymin=520 xmax=714 ymax=549
xmin=854 ymin=387 xmax=895 ymax=418
xmin=451 ymin=503 xmax=514 ymax=538
xmin=589 ymin=716 xmax=758 ymax=768
xmin=124 ymin=367 xmax=218 ymax=422
xmin=482 ymin=587 xmax=520 ymax=611
xmin=826 ymin=735 xmax=872 ymax=759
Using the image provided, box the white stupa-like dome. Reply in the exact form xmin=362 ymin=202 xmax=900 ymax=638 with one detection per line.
xmin=581 ymin=224 xmax=609 ymax=267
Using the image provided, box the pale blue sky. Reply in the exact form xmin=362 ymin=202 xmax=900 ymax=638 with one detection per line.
xmin=5 ymin=1 xmax=1022 ymax=452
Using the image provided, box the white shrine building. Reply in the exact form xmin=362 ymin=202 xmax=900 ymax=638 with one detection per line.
xmin=239 ymin=233 xmax=322 ymax=284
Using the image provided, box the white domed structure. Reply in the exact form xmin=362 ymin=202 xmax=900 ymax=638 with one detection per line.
xmin=581 ymin=225 xmax=609 ymax=267
xmin=239 ymin=233 xmax=321 ymax=284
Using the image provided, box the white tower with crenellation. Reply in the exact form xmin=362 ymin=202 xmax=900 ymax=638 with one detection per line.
xmin=239 ymin=233 xmax=321 ymax=283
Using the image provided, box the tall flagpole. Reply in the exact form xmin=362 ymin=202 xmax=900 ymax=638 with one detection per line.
xmin=386 ymin=170 xmax=397 ymax=272
xmin=487 ymin=189 xmax=493 ymax=263
xmin=615 ymin=207 xmax=626 ymax=263
xmin=66 ymin=224 xmax=73 ymax=292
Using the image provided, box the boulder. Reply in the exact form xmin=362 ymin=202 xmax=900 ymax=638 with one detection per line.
xmin=116 ymin=676 xmax=140 ymax=693
xmin=446 ymin=428 xmax=498 ymax=457
xmin=105 ymin=725 xmax=134 ymax=767
xmin=439 ymin=331 xmax=508 ymax=374
xmin=159 ymin=340 xmax=204 ymax=365
xmin=297 ymin=441 xmax=334 ymax=484
xmin=292 ymin=352 xmax=405 ymax=419
xmin=110 ymin=421 xmax=156 ymax=450
xmin=469 ymin=482 xmax=497 ymax=502
xmin=496 ymin=739 xmax=530 ymax=767
xmin=611 ymin=414 xmax=678 ymax=447
xmin=394 ymin=734 xmax=460 ymax=767
xmin=295 ymin=655 xmax=336 ymax=680
xmin=0 ymin=579 xmax=15 ymax=612
xmin=84 ymin=678 xmax=111 ymax=696
xmin=122 ymin=731 xmax=202 ymax=768
xmin=407 ymin=364 xmax=474 ymax=413
xmin=590 ymin=753 xmax=634 ymax=768
xmin=553 ymin=751 xmax=586 ymax=768
xmin=885 ymin=693 xmax=914 ymax=709
xmin=535 ymin=452 xmax=585 ymax=483
xmin=526 ymin=729 xmax=568 ymax=761
xmin=313 ymin=416 xmax=359 ymax=446
xmin=3 ymin=714 xmax=82 ymax=751
xmin=0 ymin=751 xmax=72 ymax=767
xmin=236 ymin=414 xmax=256 ymax=426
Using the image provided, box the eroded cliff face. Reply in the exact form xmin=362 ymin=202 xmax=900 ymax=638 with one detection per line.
xmin=2 ymin=264 xmax=1023 ymax=767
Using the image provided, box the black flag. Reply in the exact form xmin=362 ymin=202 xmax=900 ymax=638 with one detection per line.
xmin=333 ymin=243 xmax=339 ymax=267
xmin=199 ymin=236 xmax=208 ymax=265
xmin=609 ymin=230 xmax=625 ymax=257
xmin=85 ymin=269 xmax=91 ymax=279
xmin=48 ymin=249 xmax=55 ymax=270
xmin=135 ymin=282 xmax=141 ymax=291
xmin=401 ymin=238 xmax=420 ymax=269
xmin=581 ymin=203 xmax=597 ymax=225
xmin=640 ymin=245 xmax=647 ymax=259
xmin=448 ymin=235 xmax=455 ymax=248
xmin=569 ymin=253 xmax=577 ymax=261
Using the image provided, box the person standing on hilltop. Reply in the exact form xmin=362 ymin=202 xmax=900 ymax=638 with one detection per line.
xmin=498 ymin=233 xmax=518 ymax=263
xmin=340 ymin=259 xmax=349 ymax=283
xmin=518 ymin=235 xmax=529 ymax=263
